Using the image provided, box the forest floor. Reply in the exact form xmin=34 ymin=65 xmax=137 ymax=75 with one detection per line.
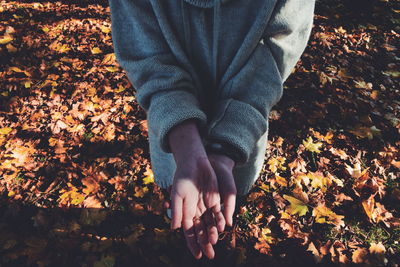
xmin=0 ymin=0 xmax=399 ymax=266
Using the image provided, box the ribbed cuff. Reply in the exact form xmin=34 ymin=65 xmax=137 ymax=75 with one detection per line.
xmin=207 ymin=98 xmax=268 ymax=165
xmin=147 ymin=90 xmax=207 ymax=154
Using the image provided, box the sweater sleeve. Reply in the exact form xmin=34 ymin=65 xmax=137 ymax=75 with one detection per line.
xmin=206 ymin=0 xmax=315 ymax=165
xmin=109 ymin=0 xmax=207 ymax=153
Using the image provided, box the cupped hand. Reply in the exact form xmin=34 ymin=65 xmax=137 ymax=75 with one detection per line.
xmin=170 ymin=156 xmax=226 ymax=259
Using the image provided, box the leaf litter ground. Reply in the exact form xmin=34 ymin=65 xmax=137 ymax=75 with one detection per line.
xmin=0 ymin=0 xmax=399 ymax=266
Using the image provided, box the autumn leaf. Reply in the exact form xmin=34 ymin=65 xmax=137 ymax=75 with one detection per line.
xmin=288 ymin=157 xmax=307 ymax=173
xmin=369 ymin=242 xmax=386 ymax=254
xmin=100 ymin=25 xmax=111 ymax=34
xmin=0 ymin=127 xmax=12 ymax=135
xmin=0 ymin=35 xmax=13 ymax=44
xmin=302 ymin=136 xmax=323 ymax=153
xmin=58 ymin=183 xmax=85 ymax=206
xmin=307 ymin=171 xmax=332 ymax=192
xmin=349 ymin=125 xmax=381 ymax=140
xmin=91 ymin=47 xmax=102 ymax=54
xmin=312 ymin=204 xmax=345 ymax=227
xmin=345 ymin=162 xmax=369 ymax=179
xmin=134 ymin=186 xmax=149 ymax=198
xmin=283 ymin=194 xmax=309 ymax=216
xmin=267 ymin=156 xmax=286 ymax=173
xmin=143 ymin=166 xmax=154 ymax=185
xmin=352 ymin=247 xmax=369 ymax=264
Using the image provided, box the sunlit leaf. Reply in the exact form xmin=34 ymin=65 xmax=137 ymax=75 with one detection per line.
xmin=312 ymin=204 xmax=345 ymax=227
xmin=302 ymin=136 xmax=323 ymax=153
xmin=283 ymin=194 xmax=309 ymax=217
xmin=91 ymin=47 xmax=102 ymax=54
xmin=0 ymin=35 xmax=13 ymax=44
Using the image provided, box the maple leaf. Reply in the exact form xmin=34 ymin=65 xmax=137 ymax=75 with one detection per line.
xmin=311 ymin=129 xmax=334 ymax=144
xmin=58 ymin=183 xmax=85 ymax=206
xmin=302 ymin=136 xmax=323 ymax=153
xmin=361 ymin=196 xmax=396 ymax=227
xmin=312 ymin=204 xmax=345 ymax=228
xmin=10 ymin=143 xmax=36 ymax=167
xmin=288 ymin=157 xmax=307 ymax=173
xmin=283 ymin=194 xmax=309 ymax=217
xmin=267 ymin=156 xmax=286 ymax=173
xmin=143 ymin=166 xmax=154 ymax=185
xmin=82 ymin=177 xmax=100 ymax=195
xmin=307 ymin=171 xmax=332 ymax=192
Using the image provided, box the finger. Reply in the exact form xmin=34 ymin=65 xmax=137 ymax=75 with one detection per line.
xmin=214 ymin=210 xmax=226 ymax=232
xmin=204 ymin=210 xmax=219 ymax=245
xmin=204 ymin=168 xmax=221 ymax=209
xmin=194 ymin=217 xmax=215 ymax=259
xmin=183 ymin=219 xmax=202 ymax=260
xmin=182 ymin=196 xmax=202 ymax=259
xmin=223 ymin=193 xmax=236 ymax=227
xmin=171 ymin=194 xmax=182 ymax=230
xmin=183 ymin=204 xmax=202 ymax=259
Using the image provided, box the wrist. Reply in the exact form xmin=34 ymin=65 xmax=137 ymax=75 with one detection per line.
xmin=205 ymin=139 xmax=240 ymax=167
xmin=208 ymin=152 xmax=235 ymax=170
xmin=168 ymin=119 xmax=207 ymax=163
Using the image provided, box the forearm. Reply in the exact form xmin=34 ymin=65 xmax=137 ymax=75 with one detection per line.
xmin=168 ymin=119 xmax=208 ymax=165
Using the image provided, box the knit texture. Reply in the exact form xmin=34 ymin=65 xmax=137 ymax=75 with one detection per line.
xmin=109 ymin=0 xmax=315 ymax=166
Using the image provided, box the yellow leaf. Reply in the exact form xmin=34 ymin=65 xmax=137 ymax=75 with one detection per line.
xmin=8 ymin=191 xmax=15 ymax=197
xmin=259 ymin=183 xmax=270 ymax=192
xmin=0 ymin=35 xmax=13 ymax=44
xmin=13 ymin=14 xmax=22 ymax=19
xmin=100 ymin=25 xmax=111 ymax=34
xmin=307 ymin=172 xmax=332 ymax=192
xmin=302 ymin=136 xmax=323 ymax=153
xmin=134 ymin=186 xmax=149 ymax=198
xmin=105 ymin=66 xmax=119 ymax=72
xmin=24 ymin=81 xmax=31 ymax=88
xmin=102 ymin=53 xmax=116 ymax=65
xmin=312 ymin=205 xmax=345 ymax=227
xmin=283 ymin=194 xmax=309 ymax=217
xmin=275 ymin=175 xmax=288 ymax=187
xmin=267 ymin=156 xmax=286 ymax=173
xmin=91 ymin=47 xmax=102 ymax=54
xmin=143 ymin=167 xmax=154 ymax=185
xmin=115 ymin=84 xmax=125 ymax=93
xmin=259 ymin=227 xmax=275 ymax=244
xmin=42 ymin=26 xmax=50 ymax=33
xmin=0 ymin=127 xmax=12 ymax=135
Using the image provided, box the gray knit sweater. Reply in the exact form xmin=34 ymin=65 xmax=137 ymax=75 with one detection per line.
xmin=109 ymin=0 xmax=315 ymax=165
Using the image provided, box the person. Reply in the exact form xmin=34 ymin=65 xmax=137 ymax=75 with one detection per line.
xmin=109 ymin=0 xmax=316 ymax=260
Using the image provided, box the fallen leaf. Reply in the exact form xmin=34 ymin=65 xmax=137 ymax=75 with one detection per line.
xmin=302 ymin=136 xmax=323 ymax=153
xmin=283 ymin=194 xmax=309 ymax=216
